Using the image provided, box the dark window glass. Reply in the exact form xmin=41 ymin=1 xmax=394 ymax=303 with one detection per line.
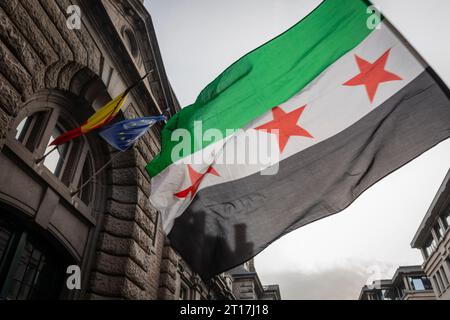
xmin=422 ymin=277 xmax=433 ymax=290
xmin=7 ymin=241 xmax=44 ymax=300
xmin=179 ymin=283 xmax=189 ymax=300
xmin=0 ymin=227 xmax=13 ymax=272
xmin=0 ymin=218 xmax=66 ymax=300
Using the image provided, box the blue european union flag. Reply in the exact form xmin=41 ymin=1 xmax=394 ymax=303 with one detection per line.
xmin=99 ymin=116 xmax=166 ymax=151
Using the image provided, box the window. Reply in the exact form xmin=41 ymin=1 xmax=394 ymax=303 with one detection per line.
xmin=411 ymin=278 xmax=425 ymax=291
xmin=380 ymin=289 xmax=392 ymax=300
xmin=122 ymin=28 xmax=139 ymax=59
xmin=14 ymin=112 xmax=49 ymax=152
xmin=424 ymin=236 xmax=437 ymax=257
xmin=0 ymin=217 xmax=67 ymax=300
xmin=367 ymin=292 xmax=378 ymax=300
xmin=383 ymin=288 xmax=396 ymax=300
xmin=43 ymin=125 xmax=70 ymax=176
xmin=0 ymin=224 xmax=13 ymax=266
xmin=13 ymin=111 xmax=95 ymax=205
xmin=442 ymin=205 xmax=450 ymax=229
xmin=179 ymin=282 xmax=190 ymax=300
xmin=434 ymin=223 xmax=443 ymax=241
xmin=410 ymin=276 xmax=432 ymax=291
xmin=440 ymin=267 xmax=449 ymax=288
xmin=447 ymin=258 xmax=450 ymax=275
xmin=435 ymin=271 xmax=445 ymax=295
xmin=15 ymin=117 xmax=31 ymax=141
xmin=432 ymin=275 xmax=441 ymax=295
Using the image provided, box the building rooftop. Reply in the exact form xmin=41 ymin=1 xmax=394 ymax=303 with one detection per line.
xmin=228 ymin=260 xmax=281 ymax=300
xmin=228 ymin=264 xmax=258 ymax=278
xmin=391 ymin=265 xmax=424 ymax=284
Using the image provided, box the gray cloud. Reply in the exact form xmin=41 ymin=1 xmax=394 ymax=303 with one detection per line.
xmin=259 ymin=261 xmax=395 ymax=300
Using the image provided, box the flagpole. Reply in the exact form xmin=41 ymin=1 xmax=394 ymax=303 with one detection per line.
xmin=102 ymin=69 xmax=155 ymax=127
xmin=35 ymin=145 xmax=59 ymax=164
xmin=71 ymin=150 xmax=125 ymax=197
xmin=126 ymin=70 xmax=154 ymax=93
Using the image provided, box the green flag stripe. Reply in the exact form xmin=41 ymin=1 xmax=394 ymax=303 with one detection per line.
xmin=147 ymin=0 xmax=378 ymax=177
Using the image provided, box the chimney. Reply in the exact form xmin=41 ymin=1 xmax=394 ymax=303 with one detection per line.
xmin=247 ymin=258 xmax=255 ymax=272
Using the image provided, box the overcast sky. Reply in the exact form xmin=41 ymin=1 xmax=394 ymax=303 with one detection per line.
xmin=145 ymin=0 xmax=450 ymax=299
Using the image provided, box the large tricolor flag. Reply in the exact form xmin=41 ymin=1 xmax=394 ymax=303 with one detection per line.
xmin=147 ymin=0 xmax=450 ymax=279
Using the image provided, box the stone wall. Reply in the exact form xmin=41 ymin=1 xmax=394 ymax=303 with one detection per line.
xmin=233 ymin=279 xmax=257 ymax=300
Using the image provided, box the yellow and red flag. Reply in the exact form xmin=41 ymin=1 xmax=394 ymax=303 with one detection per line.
xmin=50 ymin=91 xmax=128 ymax=146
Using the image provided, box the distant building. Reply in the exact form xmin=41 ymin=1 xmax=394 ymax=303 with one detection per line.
xmin=359 ymin=279 xmax=392 ymax=301
xmin=228 ymin=259 xmax=281 ymax=300
xmin=262 ymin=285 xmax=282 ymax=300
xmin=359 ymin=266 xmax=435 ymax=300
xmin=411 ymin=169 xmax=450 ymax=300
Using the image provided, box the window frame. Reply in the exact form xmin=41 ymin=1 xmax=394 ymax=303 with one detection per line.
xmin=7 ymin=96 xmax=97 ymax=218
xmin=435 ymin=271 xmax=445 ymax=296
xmin=179 ymin=282 xmax=190 ymax=300
xmin=439 ymin=266 xmax=449 ymax=289
xmin=432 ymin=275 xmax=442 ymax=295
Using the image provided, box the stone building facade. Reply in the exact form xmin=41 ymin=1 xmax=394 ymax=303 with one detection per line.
xmin=0 ymin=0 xmax=234 ymax=300
xmin=359 ymin=169 xmax=450 ymax=301
xmin=411 ymin=169 xmax=450 ymax=300
xmin=228 ymin=259 xmax=281 ymax=300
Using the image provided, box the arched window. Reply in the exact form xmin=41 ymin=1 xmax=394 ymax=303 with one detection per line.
xmin=11 ymin=102 xmax=95 ymax=206
xmin=122 ymin=27 xmax=139 ymax=59
xmin=0 ymin=215 xmax=70 ymax=300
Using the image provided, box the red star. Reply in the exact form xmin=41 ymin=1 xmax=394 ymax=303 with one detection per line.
xmin=255 ymin=105 xmax=313 ymax=153
xmin=343 ymin=49 xmax=402 ymax=103
xmin=174 ymin=165 xmax=220 ymax=199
